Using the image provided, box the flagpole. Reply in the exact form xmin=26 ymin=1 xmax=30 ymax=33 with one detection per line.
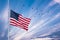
xmin=8 ymin=0 xmax=10 ymax=40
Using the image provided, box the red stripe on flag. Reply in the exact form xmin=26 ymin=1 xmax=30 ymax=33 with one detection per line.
xmin=10 ymin=15 xmax=31 ymax=31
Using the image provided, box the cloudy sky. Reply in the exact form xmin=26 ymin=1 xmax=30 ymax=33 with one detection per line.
xmin=0 ymin=0 xmax=60 ymax=40
xmin=9 ymin=0 xmax=60 ymax=40
xmin=0 ymin=0 xmax=8 ymax=40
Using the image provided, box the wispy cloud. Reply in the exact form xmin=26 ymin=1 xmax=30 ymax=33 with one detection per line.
xmin=9 ymin=0 xmax=60 ymax=40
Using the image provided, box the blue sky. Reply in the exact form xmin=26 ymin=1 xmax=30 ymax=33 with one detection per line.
xmin=0 ymin=0 xmax=8 ymax=40
xmin=9 ymin=0 xmax=60 ymax=40
xmin=0 ymin=0 xmax=7 ymax=13
xmin=0 ymin=0 xmax=60 ymax=40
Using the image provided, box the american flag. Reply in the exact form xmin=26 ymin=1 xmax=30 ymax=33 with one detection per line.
xmin=10 ymin=10 xmax=31 ymax=31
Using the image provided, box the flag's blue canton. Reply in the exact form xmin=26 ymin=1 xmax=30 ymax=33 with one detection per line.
xmin=10 ymin=10 xmax=19 ymax=20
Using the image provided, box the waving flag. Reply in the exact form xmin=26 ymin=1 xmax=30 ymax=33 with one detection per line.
xmin=10 ymin=10 xmax=31 ymax=31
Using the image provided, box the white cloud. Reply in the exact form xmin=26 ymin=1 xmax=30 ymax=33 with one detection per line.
xmin=31 ymin=38 xmax=53 ymax=40
xmin=40 ymin=23 xmax=60 ymax=37
xmin=53 ymin=0 xmax=60 ymax=3
xmin=2 ymin=4 xmax=9 ymax=22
